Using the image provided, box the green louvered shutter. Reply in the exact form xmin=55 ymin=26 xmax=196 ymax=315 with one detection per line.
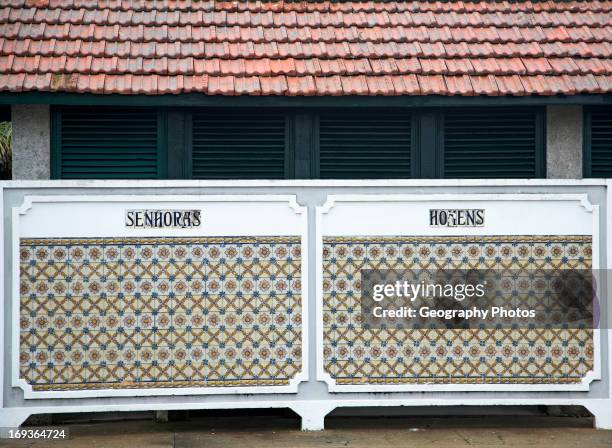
xmin=319 ymin=109 xmax=412 ymax=179
xmin=55 ymin=107 xmax=162 ymax=179
xmin=0 ymin=105 xmax=10 ymax=122
xmin=586 ymin=106 xmax=612 ymax=177
xmin=191 ymin=110 xmax=286 ymax=179
xmin=443 ymin=108 xmax=544 ymax=178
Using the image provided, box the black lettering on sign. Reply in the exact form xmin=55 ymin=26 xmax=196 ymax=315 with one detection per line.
xmin=125 ymin=209 xmax=203 ymax=229
xmin=429 ymin=209 xmax=485 ymax=227
xmin=125 ymin=211 xmax=135 ymax=227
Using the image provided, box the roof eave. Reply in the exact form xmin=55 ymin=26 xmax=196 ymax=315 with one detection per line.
xmin=0 ymin=92 xmax=610 ymax=108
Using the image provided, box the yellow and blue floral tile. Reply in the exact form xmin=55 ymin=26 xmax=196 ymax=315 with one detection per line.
xmin=19 ymin=236 xmax=303 ymax=391
xmin=322 ymin=236 xmax=593 ymax=385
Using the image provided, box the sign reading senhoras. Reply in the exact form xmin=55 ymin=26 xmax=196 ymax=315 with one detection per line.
xmin=125 ymin=209 xmax=202 ymax=229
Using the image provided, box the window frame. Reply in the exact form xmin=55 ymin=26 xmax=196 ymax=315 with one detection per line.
xmin=438 ymin=106 xmax=546 ymax=179
xmin=50 ymin=106 xmax=168 ymax=180
xmin=51 ymin=105 xmax=547 ymax=180
xmin=583 ymin=105 xmax=612 ymax=178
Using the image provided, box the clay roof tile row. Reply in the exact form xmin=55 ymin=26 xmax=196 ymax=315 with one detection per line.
xmin=7 ymin=72 xmax=609 ymax=96
xmin=3 ymin=9 xmax=612 ymax=27
xmin=5 ymin=53 xmax=612 ymax=77
xmin=0 ymin=0 xmax=610 ymax=96
xmin=2 ymin=1 xmax=612 ymax=13
xmin=2 ymin=37 xmax=611 ymax=59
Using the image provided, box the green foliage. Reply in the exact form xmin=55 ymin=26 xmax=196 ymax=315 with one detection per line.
xmin=0 ymin=121 xmax=11 ymax=179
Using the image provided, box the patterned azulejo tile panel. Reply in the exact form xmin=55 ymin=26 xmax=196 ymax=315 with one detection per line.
xmin=19 ymin=237 xmax=303 ymax=391
xmin=322 ymin=236 xmax=594 ymax=385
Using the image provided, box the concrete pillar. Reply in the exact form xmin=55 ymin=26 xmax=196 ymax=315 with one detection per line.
xmin=546 ymin=105 xmax=583 ymax=179
xmin=11 ymin=104 xmax=51 ymax=179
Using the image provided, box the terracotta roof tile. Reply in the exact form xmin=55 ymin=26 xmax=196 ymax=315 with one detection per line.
xmin=503 ymin=58 xmax=527 ymax=74
xmin=595 ymin=75 xmax=612 ymax=92
xmin=234 ymin=76 xmax=261 ymax=95
xmin=563 ymin=74 xmax=602 ymax=94
xmin=445 ymin=75 xmax=474 ymax=96
xmin=343 ymin=58 xmax=371 ymax=75
xmin=365 ymin=75 xmax=395 ymax=95
xmin=519 ymin=75 xmax=553 ymax=96
xmin=340 ymin=75 xmax=369 ymax=95
xmin=370 ymin=59 xmax=399 ymax=75
xmin=445 ymin=59 xmax=474 ymax=75
xmin=287 ymin=75 xmax=316 ymax=95
xmin=5 ymin=71 xmax=24 ymax=91
xmin=132 ymin=75 xmax=151 ymax=94
xmin=294 ymin=58 xmax=321 ymax=76
xmin=259 ymin=75 xmax=288 ymax=95
xmin=418 ymin=75 xmax=447 ymax=95
xmin=114 ymin=74 xmax=133 ymax=94
xmin=208 ymin=75 xmax=234 ymax=95
xmin=0 ymin=0 xmax=610 ymax=96
xmin=389 ymin=74 xmax=420 ymax=95
xmin=395 ymin=57 xmax=421 ymax=73
xmin=420 ymin=58 xmax=447 ymax=74
xmin=246 ymin=57 xmax=272 ymax=76
xmin=471 ymin=58 xmax=502 ymax=75
xmin=517 ymin=26 xmax=547 ymax=43
xmin=194 ymin=58 xmax=220 ymax=76
xmin=547 ymin=57 xmax=581 ymax=75
xmin=495 ymin=75 xmax=526 ymax=96
xmin=469 ymin=75 xmax=499 ymax=96
xmin=314 ymin=75 xmax=343 ymax=95
xmin=575 ymin=58 xmax=608 ymax=75
xmin=549 ymin=76 xmax=575 ymax=95
xmin=142 ymin=57 xmax=166 ymax=75
xmin=157 ymin=75 xmax=184 ymax=94
xmin=219 ymin=59 xmax=245 ymax=76
xmin=521 ymin=58 xmax=553 ymax=75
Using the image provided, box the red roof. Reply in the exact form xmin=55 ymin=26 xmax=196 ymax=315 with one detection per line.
xmin=0 ymin=0 xmax=610 ymax=96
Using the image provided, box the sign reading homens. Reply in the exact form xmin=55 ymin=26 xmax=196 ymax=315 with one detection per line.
xmin=429 ymin=208 xmax=485 ymax=227
xmin=125 ymin=209 xmax=202 ymax=228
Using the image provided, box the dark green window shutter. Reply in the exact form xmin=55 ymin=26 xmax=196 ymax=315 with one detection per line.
xmin=443 ymin=108 xmax=544 ymax=178
xmin=191 ymin=110 xmax=286 ymax=179
xmin=0 ymin=105 xmax=10 ymax=122
xmin=54 ymin=107 xmax=164 ymax=179
xmin=585 ymin=106 xmax=612 ymax=177
xmin=318 ymin=109 xmax=412 ymax=179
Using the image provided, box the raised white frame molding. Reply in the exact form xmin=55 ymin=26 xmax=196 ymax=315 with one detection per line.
xmin=0 ymin=179 xmax=609 ymax=188
xmin=11 ymin=194 xmax=309 ymax=399
xmin=1 ymin=182 xmax=609 ymax=431
xmin=316 ymin=193 xmax=602 ymax=392
xmin=1 ymin=397 xmax=612 ymax=431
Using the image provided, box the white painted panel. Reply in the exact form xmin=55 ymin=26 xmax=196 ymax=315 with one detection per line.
xmin=322 ymin=195 xmax=593 ymax=236
xmin=19 ymin=195 xmax=303 ymax=238
xmin=316 ymin=193 xmax=601 ymax=393
xmin=12 ymin=194 xmax=309 ymax=399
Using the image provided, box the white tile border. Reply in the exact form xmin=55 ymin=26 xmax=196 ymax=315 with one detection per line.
xmin=316 ymin=193 xmax=602 ymax=392
xmin=11 ymin=194 xmax=309 ymax=399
